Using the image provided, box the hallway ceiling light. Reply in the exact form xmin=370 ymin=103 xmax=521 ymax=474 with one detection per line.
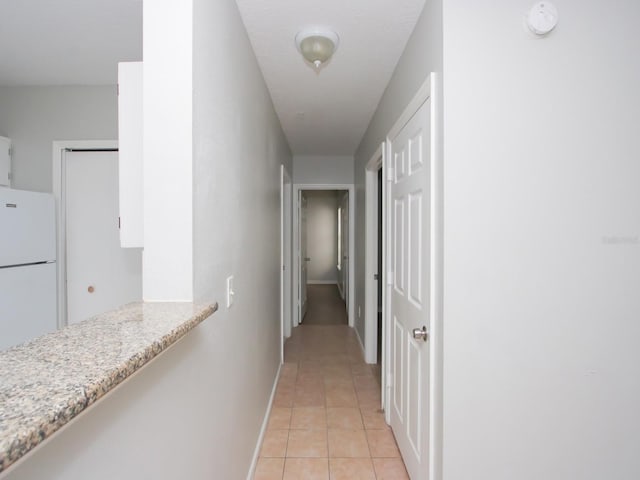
xmin=295 ymin=28 xmax=339 ymax=71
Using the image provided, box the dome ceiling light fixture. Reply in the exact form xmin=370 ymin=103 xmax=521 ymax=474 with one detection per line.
xmin=295 ymin=28 xmax=339 ymax=71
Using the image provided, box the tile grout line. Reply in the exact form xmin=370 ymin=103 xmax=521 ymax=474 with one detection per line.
xmin=272 ymin=319 xmax=406 ymax=479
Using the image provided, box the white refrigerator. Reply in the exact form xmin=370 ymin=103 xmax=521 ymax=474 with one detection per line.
xmin=0 ymin=188 xmax=57 ymax=350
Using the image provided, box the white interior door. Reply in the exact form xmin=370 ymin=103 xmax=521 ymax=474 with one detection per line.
xmin=281 ymin=166 xmax=293 ymax=348
xmin=65 ymin=150 xmax=142 ymax=325
xmin=388 ymin=98 xmax=431 ymax=480
xmin=285 ymin=183 xmax=292 ymax=334
xmin=341 ymin=192 xmax=349 ymax=310
xmin=300 ymin=192 xmax=309 ymax=321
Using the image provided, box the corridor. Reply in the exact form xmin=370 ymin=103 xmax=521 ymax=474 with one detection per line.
xmin=253 ymin=288 xmax=409 ymax=479
xmin=301 ymin=285 xmax=348 ymax=326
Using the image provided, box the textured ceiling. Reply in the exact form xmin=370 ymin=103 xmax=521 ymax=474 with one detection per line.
xmin=0 ymin=0 xmax=142 ymax=86
xmin=235 ymin=0 xmax=426 ymax=155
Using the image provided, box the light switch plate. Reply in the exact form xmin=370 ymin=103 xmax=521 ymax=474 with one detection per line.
xmin=226 ymin=275 xmax=234 ymax=308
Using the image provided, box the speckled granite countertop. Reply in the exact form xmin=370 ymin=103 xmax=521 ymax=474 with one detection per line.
xmin=0 ymin=301 xmax=217 ymax=474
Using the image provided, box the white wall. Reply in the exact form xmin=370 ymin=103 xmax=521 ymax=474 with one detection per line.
xmin=305 ymin=191 xmax=339 ymax=283
xmin=0 ymin=86 xmax=117 ymax=193
xmin=5 ymin=0 xmax=291 ymax=479
xmin=191 ymin=0 xmax=292 ymax=477
xmin=293 ymin=155 xmax=354 ymax=184
xmin=442 ymin=1 xmax=640 ymax=479
xmin=142 ymin=0 xmax=193 ymax=302
xmin=353 ymin=0 xmax=442 ymax=349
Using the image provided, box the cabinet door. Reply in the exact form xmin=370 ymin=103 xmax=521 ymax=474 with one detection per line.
xmin=0 ymin=136 xmax=11 ymax=187
xmin=117 ymin=62 xmax=143 ymax=248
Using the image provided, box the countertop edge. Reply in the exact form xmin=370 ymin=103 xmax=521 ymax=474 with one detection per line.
xmin=0 ymin=301 xmax=218 ymax=475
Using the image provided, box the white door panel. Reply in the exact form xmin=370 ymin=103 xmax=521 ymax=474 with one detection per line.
xmin=281 ymin=166 xmax=292 ymax=347
xmin=389 ymin=97 xmax=431 ymax=480
xmin=341 ymin=192 xmax=349 ymax=307
xmin=284 ymin=185 xmax=292 ymax=335
xmin=300 ymin=193 xmax=308 ymax=320
xmin=65 ymin=150 xmax=142 ymax=325
xmin=393 ymin=316 xmax=404 ymax=419
xmin=117 ymin=61 xmax=144 ymax=248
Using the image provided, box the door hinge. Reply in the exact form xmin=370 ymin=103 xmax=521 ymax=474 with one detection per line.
xmin=118 ymin=217 xmax=121 ymax=229
xmin=387 ymin=271 xmax=394 ymax=286
xmin=386 ymin=166 xmax=394 ymax=182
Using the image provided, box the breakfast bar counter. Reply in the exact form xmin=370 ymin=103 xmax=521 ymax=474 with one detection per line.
xmin=0 ymin=301 xmax=217 ymax=474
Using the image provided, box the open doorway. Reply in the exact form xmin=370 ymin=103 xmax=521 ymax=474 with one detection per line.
xmin=293 ymin=184 xmax=355 ymax=329
xmin=374 ymin=169 xmax=383 ymax=383
xmin=280 ymin=165 xmax=293 ymax=363
xmin=364 ymin=143 xmax=384 ymax=371
xmin=299 ymin=190 xmax=347 ymax=325
xmin=364 ymin=142 xmax=387 ymax=403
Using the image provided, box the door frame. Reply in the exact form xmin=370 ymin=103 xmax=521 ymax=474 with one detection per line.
xmin=382 ymin=73 xmax=443 ymax=480
xmin=293 ymin=183 xmax=356 ymax=329
xmin=280 ymin=165 xmax=293 ymax=362
xmin=338 ymin=191 xmax=349 ymax=304
xmin=52 ymin=140 xmax=118 ymax=329
xmin=364 ymin=143 xmax=384 ymax=367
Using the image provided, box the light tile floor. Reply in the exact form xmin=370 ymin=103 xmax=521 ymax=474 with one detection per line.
xmin=253 ymin=325 xmax=409 ymax=480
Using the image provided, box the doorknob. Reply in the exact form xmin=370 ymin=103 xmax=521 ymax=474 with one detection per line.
xmin=304 ymin=257 xmax=311 ymax=261
xmin=412 ymin=326 xmax=428 ymax=342
xmin=87 ymin=285 xmax=95 ymax=293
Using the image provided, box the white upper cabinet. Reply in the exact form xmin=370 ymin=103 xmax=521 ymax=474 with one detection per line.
xmin=0 ymin=136 xmax=11 ymax=187
xmin=117 ymin=62 xmax=144 ymax=248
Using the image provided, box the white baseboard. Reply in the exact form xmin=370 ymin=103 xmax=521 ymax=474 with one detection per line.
xmin=307 ymin=280 xmax=338 ymax=285
xmin=354 ymin=326 xmax=368 ymax=363
xmin=246 ymin=362 xmax=282 ymax=480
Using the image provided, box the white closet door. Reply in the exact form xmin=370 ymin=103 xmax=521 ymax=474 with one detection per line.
xmin=65 ymin=150 xmax=142 ymax=324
